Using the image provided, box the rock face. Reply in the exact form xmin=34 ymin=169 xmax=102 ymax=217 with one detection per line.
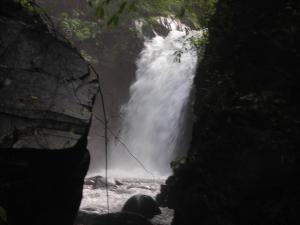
xmin=158 ymin=1 xmax=299 ymax=225
xmin=0 ymin=1 xmax=98 ymax=149
xmin=0 ymin=1 xmax=97 ymax=225
xmin=76 ymin=211 xmax=154 ymax=225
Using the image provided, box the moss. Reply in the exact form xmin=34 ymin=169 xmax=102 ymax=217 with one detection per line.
xmin=147 ymin=16 xmax=160 ymax=26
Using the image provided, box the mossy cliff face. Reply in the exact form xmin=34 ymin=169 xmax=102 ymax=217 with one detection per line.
xmin=158 ymin=0 xmax=299 ymax=224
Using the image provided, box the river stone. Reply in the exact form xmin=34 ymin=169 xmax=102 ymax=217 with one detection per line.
xmin=85 ymin=175 xmax=117 ymax=189
xmin=0 ymin=2 xmax=98 ymax=149
xmin=122 ymin=194 xmax=161 ymax=219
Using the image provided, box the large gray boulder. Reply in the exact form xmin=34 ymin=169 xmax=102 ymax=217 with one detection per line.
xmin=0 ymin=2 xmax=98 ymax=225
xmin=0 ymin=1 xmax=98 ymax=149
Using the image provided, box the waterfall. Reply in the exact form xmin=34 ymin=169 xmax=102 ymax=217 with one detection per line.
xmin=109 ymin=27 xmax=200 ymax=177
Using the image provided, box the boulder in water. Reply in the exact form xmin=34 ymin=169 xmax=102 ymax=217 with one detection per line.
xmin=122 ymin=194 xmax=161 ymax=219
xmin=85 ymin=175 xmax=117 ymax=189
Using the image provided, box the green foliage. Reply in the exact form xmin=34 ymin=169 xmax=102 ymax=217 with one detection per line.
xmin=88 ymin=0 xmax=134 ymax=26
xmin=86 ymin=0 xmax=217 ymax=56
xmin=182 ymin=0 xmax=217 ymax=28
xmin=19 ymin=0 xmax=35 ymax=11
xmin=128 ymin=0 xmax=217 ymax=29
xmin=190 ymin=29 xmax=209 ymax=49
xmin=137 ymin=0 xmax=183 ymax=16
xmin=80 ymin=50 xmax=98 ymax=64
xmin=170 ymin=157 xmax=186 ymax=171
xmin=96 ymin=6 xmax=105 ymax=19
xmin=107 ymin=14 xmax=119 ymax=26
xmin=46 ymin=0 xmax=217 ymax=66
xmin=59 ymin=10 xmax=101 ymax=41
xmin=147 ymin=16 xmax=160 ymax=25
xmin=87 ymin=0 xmax=216 ymax=28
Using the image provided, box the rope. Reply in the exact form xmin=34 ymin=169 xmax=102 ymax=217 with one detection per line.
xmin=89 ymin=65 xmax=110 ymax=214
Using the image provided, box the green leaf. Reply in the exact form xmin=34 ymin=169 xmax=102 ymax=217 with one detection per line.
xmin=76 ymin=27 xmax=92 ymax=40
xmin=107 ymin=15 xmax=119 ymax=26
xmin=128 ymin=2 xmax=137 ymax=12
xmin=176 ymin=6 xmax=185 ymax=19
xmin=96 ymin=6 xmax=105 ymax=19
xmin=19 ymin=0 xmax=34 ymax=11
xmin=60 ymin=12 xmax=69 ymax=18
xmin=118 ymin=1 xmax=128 ymax=14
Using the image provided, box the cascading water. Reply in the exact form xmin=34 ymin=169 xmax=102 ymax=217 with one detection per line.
xmin=79 ymin=21 xmax=200 ymax=225
xmin=109 ymin=23 xmax=200 ymax=177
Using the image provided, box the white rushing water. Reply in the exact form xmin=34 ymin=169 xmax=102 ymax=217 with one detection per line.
xmin=79 ymin=177 xmax=174 ymax=225
xmin=108 ymin=24 xmax=200 ymax=178
xmin=79 ymin=19 xmax=200 ymax=225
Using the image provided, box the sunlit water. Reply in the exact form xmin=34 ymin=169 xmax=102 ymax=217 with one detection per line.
xmin=108 ymin=28 xmax=199 ymax=177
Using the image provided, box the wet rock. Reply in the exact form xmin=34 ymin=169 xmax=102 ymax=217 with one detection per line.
xmin=115 ymin=179 xmax=124 ymax=186
xmin=85 ymin=176 xmax=117 ymax=189
xmin=127 ymin=184 xmax=154 ymax=191
xmin=122 ymin=194 xmax=161 ymax=219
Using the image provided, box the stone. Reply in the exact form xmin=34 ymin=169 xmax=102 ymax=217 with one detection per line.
xmin=85 ymin=176 xmax=117 ymax=189
xmin=0 ymin=2 xmax=96 ymax=225
xmin=122 ymin=194 xmax=161 ymax=219
xmin=76 ymin=211 xmax=154 ymax=225
xmin=0 ymin=0 xmax=98 ymax=149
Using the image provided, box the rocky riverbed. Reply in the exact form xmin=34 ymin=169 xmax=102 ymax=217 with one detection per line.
xmin=76 ymin=176 xmax=173 ymax=225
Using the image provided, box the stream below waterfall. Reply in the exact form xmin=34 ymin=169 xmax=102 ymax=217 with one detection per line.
xmin=78 ymin=176 xmax=173 ymax=225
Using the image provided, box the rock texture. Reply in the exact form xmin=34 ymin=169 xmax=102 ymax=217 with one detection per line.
xmin=0 ymin=1 xmax=98 ymax=149
xmin=76 ymin=211 xmax=154 ymax=225
xmin=0 ymin=1 xmax=97 ymax=225
xmin=84 ymin=175 xmax=118 ymax=189
xmin=122 ymin=194 xmax=161 ymax=219
xmin=158 ymin=0 xmax=299 ymax=225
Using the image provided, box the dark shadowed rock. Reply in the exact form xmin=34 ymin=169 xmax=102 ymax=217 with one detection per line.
xmin=75 ymin=210 xmax=100 ymax=225
xmin=115 ymin=179 xmax=124 ymax=186
xmin=0 ymin=1 xmax=96 ymax=225
xmin=158 ymin=1 xmax=300 ymax=225
xmin=76 ymin=211 xmax=154 ymax=225
xmin=122 ymin=194 xmax=161 ymax=219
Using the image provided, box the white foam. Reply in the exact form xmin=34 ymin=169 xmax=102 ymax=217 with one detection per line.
xmin=108 ymin=28 xmax=200 ymax=176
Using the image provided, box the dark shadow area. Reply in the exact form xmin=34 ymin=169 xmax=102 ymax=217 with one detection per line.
xmin=158 ymin=0 xmax=299 ymax=225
